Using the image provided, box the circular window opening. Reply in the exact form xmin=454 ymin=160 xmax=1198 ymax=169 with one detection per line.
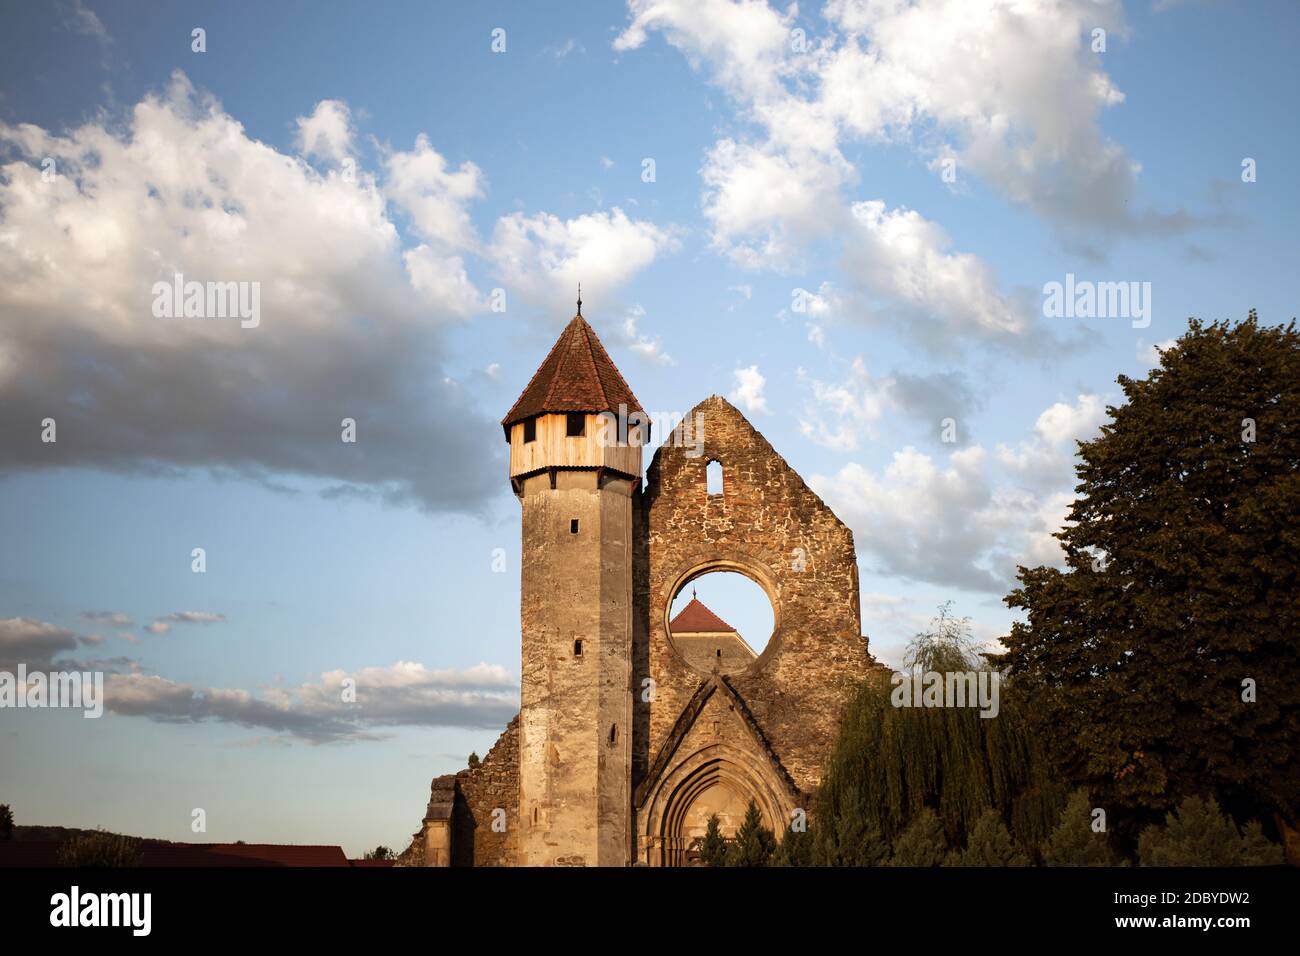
xmin=668 ymin=571 xmax=775 ymax=675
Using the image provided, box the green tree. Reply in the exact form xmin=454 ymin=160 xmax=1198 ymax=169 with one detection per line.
xmin=999 ymin=315 xmax=1300 ymax=848
xmin=954 ymin=809 xmax=1029 ymax=866
xmin=467 ymin=752 xmax=481 ymax=769
xmin=725 ymin=800 xmax=776 ymax=867
xmin=813 ymin=605 xmax=1066 ymax=863
xmin=769 ymin=820 xmax=815 ymax=867
xmin=1042 ymin=790 xmax=1122 ymax=866
xmin=364 ymin=845 xmax=393 ymax=860
xmin=1138 ymin=796 xmax=1283 ymax=867
xmin=57 ymin=830 xmax=142 ymax=867
xmin=0 ymin=804 xmax=13 ymax=841
xmin=888 ymin=808 xmax=948 ymax=867
xmin=816 ymin=803 xmax=889 ymax=866
xmin=698 ymin=814 xmax=727 ymax=867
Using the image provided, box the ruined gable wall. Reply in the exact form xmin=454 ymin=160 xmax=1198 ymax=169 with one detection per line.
xmin=635 ymin=395 xmax=871 ymax=795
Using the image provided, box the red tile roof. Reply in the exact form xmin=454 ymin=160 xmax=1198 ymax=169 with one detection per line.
xmin=137 ymin=843 xmax=350 ymax=867
xmin=501 ymin=314 xmax=646 ymax=439
xmin=0 ymin=841 xmax=62 ymax=867
xmin=0 ymin=840 xmax=353 ymax=868
xmin=670 ymin=598 xmax=737 ymax=634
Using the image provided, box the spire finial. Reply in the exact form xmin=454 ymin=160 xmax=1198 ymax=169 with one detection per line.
xmin=692 ymin=586 xmax=697 ymax=601
xmin=576 ymin=282 xmax=582 ymax=317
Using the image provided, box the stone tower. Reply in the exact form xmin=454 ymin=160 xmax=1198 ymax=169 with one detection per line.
xmin=407 ymin=311 xmax=876 ymax=869
xmin=501 ymin=306 xmax=646 ymax=867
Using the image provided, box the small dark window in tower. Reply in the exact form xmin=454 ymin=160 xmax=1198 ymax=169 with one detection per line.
xmin=716 ymin=648 xmax=722 ymax=658
xmin=570 ymin=519 xmax=579 ymax=534
xmin=574 ymin=639 xmax=582 ymax=657
xmin=566 ymin=412 xmax=586 ymax=437
xmin=707 ymin=460 xmax=724 ymax=496
xmin=523 ymin=417 xmax=536 ymax=443
xmin=609 ymin=724 xmax=617 ymax=745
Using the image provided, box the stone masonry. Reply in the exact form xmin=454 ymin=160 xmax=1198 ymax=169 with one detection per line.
xmin=409 ymin=312 xmax=879 ymax=866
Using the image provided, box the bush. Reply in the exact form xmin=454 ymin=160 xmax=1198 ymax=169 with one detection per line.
xmin=1042 ymin=790 xmax=1121 ymax=866
xmin=769 ymin=822 xmax=815 ymax=867
xmin=888 ymin=808 xmax=948 ymax=867
xmin=1138 ymin=796 xmax=1283 ymax=866
xmin=57 ymin=830 xmax=142 ymax=867
xmin=698 ymin=814 xmax=727 ymax=867
xmin=953 ymin=810 xmax=1029 ymax=866
xmin=725 ymin=800 xmax=776 ymax=867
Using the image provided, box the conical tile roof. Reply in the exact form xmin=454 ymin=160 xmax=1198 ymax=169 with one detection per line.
xmin=501 ymin=314 xmax=646 ymax=439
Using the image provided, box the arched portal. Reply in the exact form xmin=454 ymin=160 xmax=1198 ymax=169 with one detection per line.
xmin=640 ymin=741 xmax=794 ymax=867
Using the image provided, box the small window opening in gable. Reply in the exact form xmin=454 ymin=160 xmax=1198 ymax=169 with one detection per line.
xmin=574 ymin=639 xmax=583 ymax=657
xmin=523 ymin=417 xmax=536 ymax=443
xmin=706 ymin=460 xmax=724 ymax=496
xmin=570 ymin=519 xmax=579 ymax=534
xmin=566 ymin=412 xmax=586 ymax=437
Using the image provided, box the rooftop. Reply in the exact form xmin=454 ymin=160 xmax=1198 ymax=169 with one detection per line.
xmin=501 ymin=313 xmax=646 ymax=439
xmin=670 ymin=597 xmax=738 ymax=634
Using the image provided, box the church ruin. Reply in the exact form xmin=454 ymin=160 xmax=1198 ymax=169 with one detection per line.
xmin=409 ymin=303 xmax=880 ymax=866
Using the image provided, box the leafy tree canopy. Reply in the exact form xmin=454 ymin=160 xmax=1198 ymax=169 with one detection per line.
xmin=1000 ymin=314 xmax=1300 ymax=836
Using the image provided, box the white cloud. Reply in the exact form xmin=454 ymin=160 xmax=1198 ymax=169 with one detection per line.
xmin=995 ymin=393 xmax=1107 ymax=489
xmin=383 ymin=132 xmax=485 ymax=249
xmin=82 ymin=611 xmax=133 ymax=628
xmin=844 ymin=199 xmax=1027 ymax=342
xmin=546 ymin=38 xmax=585 ymax=60
xmin=799 ymin=357 xmax=979 ymax=450
xmin=295 ymin=99 xmax=353 ymax=164
xmin=603 ymin=305 xmax=674 ymax=365
xmin=489 ymin=206 xmax=676 ymax=314
xmin=105 ymin=660 xmax=519 ymax=742
xmin=0 ymin=617 xmax=79 ymax=669
xmin=1137 ymin=336 xmax=1177 ymax=365
xmin=798 ymin=357 xmax=894 ymax=451
xmin=729 ymin=364 xmax=770 ymax=415
xmin=810 ymin=391 xmax=1111 ymax=591
xmin=702 ymin=138 xmax=851 ymax=270
xmin=143 ymin=611 xmax=227 ymax=635
xmin=0 ymin=72 xmax=498 ymax=513
xmin=615 ymin=0 xmax=1190 ymax=348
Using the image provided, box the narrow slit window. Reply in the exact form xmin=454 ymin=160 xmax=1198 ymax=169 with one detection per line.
xmin=566 ymin=412 xmax=586 ymax=437
xmin=706 ymin=460 xmax=724 ymax=496
xmin=570 ymin=519 xmax=579 ymax=534
xmin=609 ymin=724 xmax=617 ymax=745
xmin=574 ymin=639 xmax=583 ymax=657
xmin=523 ymin=418 xmax=536 ymax=443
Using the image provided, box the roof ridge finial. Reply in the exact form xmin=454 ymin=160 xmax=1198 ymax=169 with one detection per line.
xmin=576 ymin=282 xmax=582 ymax=317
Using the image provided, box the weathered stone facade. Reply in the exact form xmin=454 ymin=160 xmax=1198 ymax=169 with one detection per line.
xmin=411 ymin=315 xmax=877 ymax=866
xmin=632 ymin=395 xmax=871 ymax=864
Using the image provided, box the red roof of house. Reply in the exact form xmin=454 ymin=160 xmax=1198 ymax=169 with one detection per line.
xmin=137 ymin=843 xmax=350 ymax=867
xmin=0 ymin=841 xmax=62 ymax=867
xmin=670 ymin=598 xmax=737 ymax=634
xmin=501 ymin=314 xmax=646 ymax=439
xmin=0 ymin=840 xmax=352 ymax=868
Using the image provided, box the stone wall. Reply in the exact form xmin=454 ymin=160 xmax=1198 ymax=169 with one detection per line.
xmin=635 ymin=396 xmax=873 ymax=797
xmin=455 ymin=715 xmax=520 ymax=867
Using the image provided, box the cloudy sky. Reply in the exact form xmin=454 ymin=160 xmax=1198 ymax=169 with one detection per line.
xmin=1 ymin=1 xmax=1295 ymax=855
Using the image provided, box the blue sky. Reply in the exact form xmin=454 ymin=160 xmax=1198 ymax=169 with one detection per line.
xmin=0 ymin=0 xmax=1296 ymax=855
